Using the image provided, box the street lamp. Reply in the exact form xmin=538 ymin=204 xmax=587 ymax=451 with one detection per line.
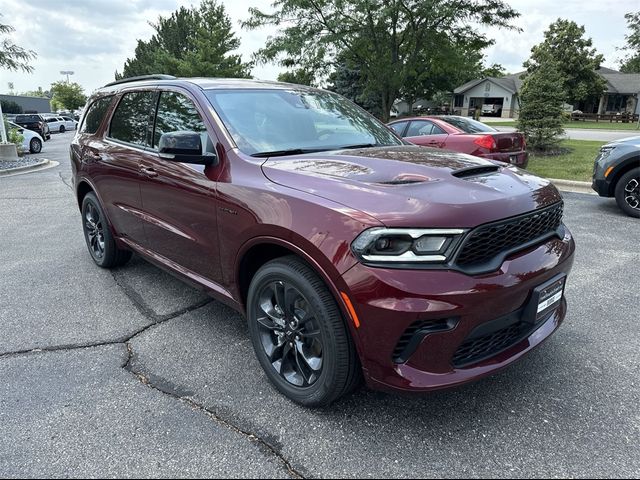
xmin=60 ymin=70 xmax=74 ymax=83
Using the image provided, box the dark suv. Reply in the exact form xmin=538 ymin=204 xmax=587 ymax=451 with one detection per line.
xmin=14 ymin=113 xmax=51 ymax=141
xmin=71 ymin=75 xmax=575 ymax=407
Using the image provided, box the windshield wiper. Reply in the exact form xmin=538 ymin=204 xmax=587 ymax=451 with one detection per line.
xmin=250 ymin=148 xmax=329 ymax=158
xmin=337 ymin=143 xmax=390 ymax=150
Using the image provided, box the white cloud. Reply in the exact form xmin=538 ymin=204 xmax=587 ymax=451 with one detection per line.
xmin=0 ymin=0 xmax=635 ymax=95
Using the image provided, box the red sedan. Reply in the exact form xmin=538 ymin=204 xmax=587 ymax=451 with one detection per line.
xmin=388 ymin=115 xmax=528 ymax=168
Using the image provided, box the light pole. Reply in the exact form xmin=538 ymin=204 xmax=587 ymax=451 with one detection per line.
xmin=60 ymin=70 xmax=74 ymax=83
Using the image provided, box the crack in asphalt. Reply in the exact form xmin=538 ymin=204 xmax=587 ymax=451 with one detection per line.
xmin=0 ymin=266 xmax=304 ymax=478
xmin=123 ymin=343 xmax=305 ymax=479
xmin=58 ymin=171 xmax=73 ymax=191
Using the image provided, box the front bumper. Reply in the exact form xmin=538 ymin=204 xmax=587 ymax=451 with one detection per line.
xmin=342 ymin=227 xmax=575 ymax=393
xmin=592 ymin=177 xmax=611 ymax=197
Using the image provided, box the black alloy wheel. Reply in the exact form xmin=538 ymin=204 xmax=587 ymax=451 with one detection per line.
xmin=81 ymin=192 xmax=132 ymax=268
xmin=247 ymin=256 xmax=361 ymax=407
xmin=255 ymin=279 xmax=324 ymax=388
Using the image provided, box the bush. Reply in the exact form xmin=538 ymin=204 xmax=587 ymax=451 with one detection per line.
xmin=4 ymin=118 xmax=24 ymax=153
xmin=517 ymin=60 xmax=566 ymax=152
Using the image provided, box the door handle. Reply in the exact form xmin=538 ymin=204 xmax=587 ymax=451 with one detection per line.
xmin=140 ymin=167 xmax=158 ymax=178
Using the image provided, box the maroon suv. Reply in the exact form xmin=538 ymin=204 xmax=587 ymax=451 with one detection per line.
xmin=71 ymin=75 xmax=575 ymax=407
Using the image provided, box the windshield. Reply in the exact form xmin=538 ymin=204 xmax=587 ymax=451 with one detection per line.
xmin=204 ymin=88 xmax=402 ymax=156
xmin=439 ymin=116 xmax=497 ymax=134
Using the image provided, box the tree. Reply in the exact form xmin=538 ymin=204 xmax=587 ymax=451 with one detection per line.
xmin=482 ymin=63 xmax=507 ymax=78
xmin=50 ymin=81 xmax=87 ymax=111
xmin=0 ymin=14 xmax=36 ymax=72
xmin=277 ymin=69 xmax=314 ymax=86
xmin=327 ymin=56 xmax=382 ymax=117
xmin=524 ymin=19 xmax=605 ymax=107
xmin=620 ymin=11 xmax=640 ymax=73
xmin=117 ymin=0 xmax=251 ymax=79
xmin=1 ymin=100 xmax=22 ymax=114
xmin=244 ymin=0 xmax=520 ymax=122
xmin=20 ymin=87 xmax=50 ymax=98
xmin=517 ymin=58 xmax=566 ymax=152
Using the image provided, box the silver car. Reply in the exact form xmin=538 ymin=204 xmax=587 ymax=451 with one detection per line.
xmin=592 ymin=136 xmax=640 ymax=218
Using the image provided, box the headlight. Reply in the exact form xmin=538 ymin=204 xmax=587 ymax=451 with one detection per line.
xmin=351 ymin=227 xmax=467 ymax=264
xmin=598 ymin=145 xmax=616 ymax=160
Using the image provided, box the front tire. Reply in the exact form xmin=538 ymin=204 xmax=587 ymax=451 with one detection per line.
xmin=29 ymin=138 xmax=42 ymax=154
xmin=81 ymin=192 xmax=132 ymax=268
xmin=615 ymin=168 xmax=640 ymax=218
xmin=60 ymin=125 xmax=66 ymax=133
xmin=247 ymin=256 xmax=361 ymax=407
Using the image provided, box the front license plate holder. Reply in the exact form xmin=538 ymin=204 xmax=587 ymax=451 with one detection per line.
xmin=523 ymin=273 xmax=566 ymax=325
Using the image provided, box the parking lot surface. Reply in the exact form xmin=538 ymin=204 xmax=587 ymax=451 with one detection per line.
xmin=0 ymin=132 xmax=638 ymax=478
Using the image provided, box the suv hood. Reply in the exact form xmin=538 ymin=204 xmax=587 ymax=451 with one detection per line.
xmin=262 ymin=145 xmax=561 ymax=228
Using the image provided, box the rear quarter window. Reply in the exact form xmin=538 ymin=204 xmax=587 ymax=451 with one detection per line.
xmin=15 ymin=115 xmax=40 ymax=123
xmin=79 ymin=96 xmax=114 ymax=134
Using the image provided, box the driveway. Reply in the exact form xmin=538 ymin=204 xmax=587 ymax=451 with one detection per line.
xmin=0 ymin=133 xmax=638 ymax=478
xmin=493 ymin=125 xmax=637 ymax=142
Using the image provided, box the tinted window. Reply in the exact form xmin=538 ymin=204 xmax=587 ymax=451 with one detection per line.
xmin=15 ymin=114 xmax=41 ymax=123
xmin=389 ymin=121 xmax=408 ymax=136
xmin=406 ymin=120 xmax=435 ymax=137
xmin=80 ymin=96 xmax=113 ymax=134
xmin=205 ymin=89 xmax=401 ymax=155
xmin=153 ymin=92 xmax=210 ymax=151
xmin=109 ymin=92 xmax=155 ymax=146
xmin=46 ymin=118 xmax=56 ymax=123
xmin=439 ymin=116 xmax=496 ymax=133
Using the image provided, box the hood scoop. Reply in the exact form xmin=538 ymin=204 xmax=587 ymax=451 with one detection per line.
xmin=452 ymin=165 xmax=501 ymax=179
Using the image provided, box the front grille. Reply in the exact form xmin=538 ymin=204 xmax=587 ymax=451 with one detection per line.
xmin=452 ymin=323 xmax=523 ymax=368
xmin=455 ymin=202 xmax=563 ymax=269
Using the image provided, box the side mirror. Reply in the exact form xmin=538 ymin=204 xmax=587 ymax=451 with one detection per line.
xmin=158 ymin=131 xmax=218 ymax=166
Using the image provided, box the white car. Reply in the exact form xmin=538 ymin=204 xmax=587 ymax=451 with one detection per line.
xmin=9 ymin=121 xmax=44 ymax=154
xmin=44 ymin=115 xmax=77 ymax=133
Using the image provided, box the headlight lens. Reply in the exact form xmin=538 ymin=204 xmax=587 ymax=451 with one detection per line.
xmin=598 ymin=145 xmax=616 ymax=160
xmin=351 ymin=227 xmax=467 ymax=264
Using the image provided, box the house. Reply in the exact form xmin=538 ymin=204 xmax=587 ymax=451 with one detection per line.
xmin=451 ymin=67 xmax=640 ymax=119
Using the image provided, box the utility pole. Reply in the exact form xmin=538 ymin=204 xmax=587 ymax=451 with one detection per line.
xmin=0 ymin=100 xmax=7 ymax=143
xmin=60 ymin=70 xmax=74 ymax=83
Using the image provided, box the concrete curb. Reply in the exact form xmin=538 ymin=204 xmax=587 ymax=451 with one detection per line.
xmin=0 ymin=159 xmax=57 ymax=177
xmin=549 ymin=178 xmax=595 ymax=195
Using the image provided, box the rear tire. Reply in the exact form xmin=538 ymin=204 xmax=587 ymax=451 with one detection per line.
xmin=247 ymin=256 xmax=361 ymax=407
xmin=81 ymin=192 xmax=132 ymax=268
xmin=60 ymin=125 xmax=66 ymax=133
xmin=614 ymin=168 xmax=640 ymax=218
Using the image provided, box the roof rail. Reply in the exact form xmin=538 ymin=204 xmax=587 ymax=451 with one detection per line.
xmin=103 ymin=74 xmax=177 ymax=88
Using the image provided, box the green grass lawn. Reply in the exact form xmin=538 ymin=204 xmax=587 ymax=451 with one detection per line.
xmin=526 ymin=139 xmax=605 ymax=182
xmin=490 ymin=120 xmax=640 ymax=131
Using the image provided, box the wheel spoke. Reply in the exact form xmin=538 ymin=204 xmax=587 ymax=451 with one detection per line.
xmin=296 ymin=340 xmax=322 ymax=371
xmin=256 ymin=316 xmax=279 ymax=331
xmin=293 ymin=345 xmax=311 ymax=385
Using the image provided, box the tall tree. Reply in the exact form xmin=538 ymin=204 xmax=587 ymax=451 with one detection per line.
xmin=524 ymin=19 xmax=605 ymax=106
xmin=117 ymin=0 xmax=251 ymax=79
xmin=482 ymin=63 xmax=507 ymax=78
xmin=620 ymin=11 xmax=640 ymax=73
xmin=277 ymin=69 xmax=315 ymax=86
xmin=50 ymin=81 xmax=87 ymax=111
xmin=0 ymin=14 xmax=36 ymax=72
xmin=244 ymin=0 xmax=520 ymax=122
xmin=517 ymin=57 xmax=566 ymax=152
xmin=327 ymin=56 xmax=382 ymax=117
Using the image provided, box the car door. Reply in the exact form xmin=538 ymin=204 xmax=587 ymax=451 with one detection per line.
xmin=94 ymin=90 xmax=157 ymax=246
xmin=403 ymin=120 xmax=449 ymax=148
xmin=137 ymin=89 xmax=222 ymax=284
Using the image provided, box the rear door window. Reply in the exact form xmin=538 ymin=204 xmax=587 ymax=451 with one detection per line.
xmin=406 ymin=120 xmax=435 ymax=137
xmin=109 ymin=91 xmax=155 ymax=147
xmin=80 ymin=96 xmax=114 ymax=134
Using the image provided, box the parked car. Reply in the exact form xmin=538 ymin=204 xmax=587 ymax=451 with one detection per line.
xmin=71 ymin=76 xmax=575 ymax=407
xmin=44 ymin=115 xmax=76 ymax=133
xmin=388 ymin=115 xmax=528 ymax=168
xmin=62 ymin=116 xmax=79 ymax=129
xmin=14 ymin=113 xmax=51 ymax=141
xmin=592 ymin=136 xmax=640 ymax=218
xmin=5 ymin=113 xmax=17 ymax=123
xmin=8 ymin=121 xmax=43 ymax=154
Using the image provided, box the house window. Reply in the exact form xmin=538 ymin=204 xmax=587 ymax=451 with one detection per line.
xmin=485 ymin=82 xmax=491 ymax=92
xmin=454 ymin=95 xmax=464 ymax=108
xmin=606 ymin=94 xmax=629 ymax=112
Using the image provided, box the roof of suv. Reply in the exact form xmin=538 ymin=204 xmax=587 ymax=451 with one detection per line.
xmin=98 ymin=76 xmax=317 ymax=94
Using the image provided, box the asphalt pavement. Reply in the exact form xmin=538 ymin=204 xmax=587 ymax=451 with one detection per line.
xmin=0 ymin=132 xmax=638 ymax=478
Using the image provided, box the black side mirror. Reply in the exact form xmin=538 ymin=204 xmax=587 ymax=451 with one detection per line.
xmin=158 ymin=131 xmax=218 ymax=166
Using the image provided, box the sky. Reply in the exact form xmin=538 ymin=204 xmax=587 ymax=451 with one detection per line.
xmin=0 ymin=0 xmax=637 ymax=96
